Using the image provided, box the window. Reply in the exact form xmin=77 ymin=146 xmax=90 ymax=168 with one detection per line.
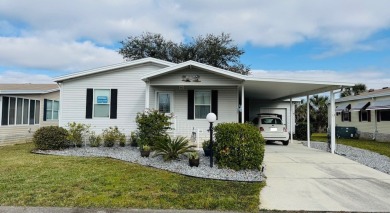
xmin=157 ymin=92 xmax=172 ymax=113
xmin=359 ymin=110 xmax=371 ymax=122
xmin=379 ymin=110 xmax=390 ymax=121
xmin=341 ymin=110 xmax=351 ymax=122
xmin=195 ymin=91 xmax=211 ymax=119
xmin=45 ymin=100 xmax=59 ymax=120
xmin=94 ymin=89 xmax=110 ymax=117
xmin=1 ymin=96 xmax=39 ymax=126
xmin=261 ymin=118 xmax=282 ymax=125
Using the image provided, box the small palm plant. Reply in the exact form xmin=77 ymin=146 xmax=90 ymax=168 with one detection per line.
xmin=153 ymin=136 xmax=195 ymax=161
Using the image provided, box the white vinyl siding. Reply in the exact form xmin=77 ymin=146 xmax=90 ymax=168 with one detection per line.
xmin=59 ymin=63 xmax=168 ymax=134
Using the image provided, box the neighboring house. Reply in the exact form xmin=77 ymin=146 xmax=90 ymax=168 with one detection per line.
xmin=0 ymin=84 xmax=60 ymax=146
xmin=335 ymin=87 xmax=390 ymax=142
xmin=54 ymin=57 xmax=349 ymax=142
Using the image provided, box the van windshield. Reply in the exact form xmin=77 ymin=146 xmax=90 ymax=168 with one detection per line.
xmin=261 ymin=118 xmax=282 ymax=125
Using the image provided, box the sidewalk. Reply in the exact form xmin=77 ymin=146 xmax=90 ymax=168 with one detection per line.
xmin=260 ymin=141 xmax=390 ymax=212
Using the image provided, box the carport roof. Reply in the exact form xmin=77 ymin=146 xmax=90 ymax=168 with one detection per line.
xmin=243 ymin=77 xmax=353 ymax=101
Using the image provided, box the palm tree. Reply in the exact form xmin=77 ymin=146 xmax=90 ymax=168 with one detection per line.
xmin=295 ymin=95 xmax=329 ymax=133
xmin=341 ymin=83 xmax=366 ymax=97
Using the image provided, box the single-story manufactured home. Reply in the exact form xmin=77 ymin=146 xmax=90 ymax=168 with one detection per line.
xmin=335 ymin=87 xmax=390 ymax=142
xmin=0 ymin=84 xmax=60 ymax=145
xmin=54 ymin=57 xmax=353 ymax=149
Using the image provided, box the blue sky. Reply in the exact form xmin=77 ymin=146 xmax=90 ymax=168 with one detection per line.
xmin=0 ymin=0 xmax=389 ymax=89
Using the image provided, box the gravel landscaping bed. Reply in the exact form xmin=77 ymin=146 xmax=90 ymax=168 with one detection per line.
xmin=36 ymin=146 xmax=263 ymax=182
xmin=302 ymin=141 xmax=390 ymax=175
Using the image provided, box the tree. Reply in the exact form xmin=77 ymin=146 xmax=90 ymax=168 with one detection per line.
xmin=340 ymin=83 xmax=367 ymax=97
xmin=295 ymin=95 xmax=329 ymax=133
xmin=119 ymin=32 xmax=250 ymax=75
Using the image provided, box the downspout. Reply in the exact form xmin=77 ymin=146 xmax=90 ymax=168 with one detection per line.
xmin=145 ymin=80 xmax=150 ymax=110
xmin=307 ymin=95 xmax=310 ymax=148
xmin=57 ymin=82 xmax=62 ymax=127
xmin=241 ymin=83 xmax=245 ymax=123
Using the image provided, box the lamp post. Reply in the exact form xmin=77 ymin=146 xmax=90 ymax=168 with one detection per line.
xmin=206 ymin=112 xmax=217 ymax=167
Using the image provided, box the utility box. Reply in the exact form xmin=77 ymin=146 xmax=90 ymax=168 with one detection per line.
xmin=336 ymin=126 xmax=357 ymax=139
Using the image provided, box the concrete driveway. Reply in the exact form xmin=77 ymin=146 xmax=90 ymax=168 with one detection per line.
xmin=260 ymin=141 xmax=390 ymax=212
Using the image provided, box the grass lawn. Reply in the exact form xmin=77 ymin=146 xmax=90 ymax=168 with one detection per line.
xmin=311 ymin=133 xmax=390 ymax=158
xmin=0 ymin=143 xmax=264 ymax=212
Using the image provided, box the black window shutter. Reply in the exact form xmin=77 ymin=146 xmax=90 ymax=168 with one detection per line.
xmin=86 ymin=88 xmax=93 ymax=119
xmin=110 ymin=89 xmax=118 ymax=119
xmin=1 ymin=96 xmax=9 ymax=125
xmin=341 ymin=111 xmax=344 ymax=122
xmin=377 ymin=111 xmax=381 ymax=122
xmin=188 ymin=90 xmax=194 ymax=120
xmin=211 ymin=90 xmax=218 ymax=119
xmin=43 ymin=99 xmax=47 ymax=121
xmin=349 ymin=112 xmax=351 ymax=122
xmin=358 ymin=111 xmax=361 ymax=122
xmin=368 ymin=111 xmax=371 ymax=122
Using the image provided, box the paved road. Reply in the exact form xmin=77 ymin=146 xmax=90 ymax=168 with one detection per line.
xmin=260 ymin=141 xmax=390 ymax=212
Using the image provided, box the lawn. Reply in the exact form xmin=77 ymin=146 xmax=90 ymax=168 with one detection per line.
xmin=0 ymin=143 xmax=264 ymax=212
xmin=311 ymin=133 xmax=390 ymax=158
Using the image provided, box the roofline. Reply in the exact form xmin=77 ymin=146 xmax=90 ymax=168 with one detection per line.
xmin=141 ymin=60 xmax=246 ymax=81
xmin=54 ymin=57 xmax=176 ymax=82
xmin=0 ymin=88 xmax=59 ymax=95
xmin=245 ymin=77 xmax=354 ymax=86
xmin=336 ymin=91 xmax=390 ymax=102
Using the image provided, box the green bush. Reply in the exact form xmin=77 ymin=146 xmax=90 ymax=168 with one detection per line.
xmin=130 ymin=131 xmax=138 ymax=147
xmin=89 ymin=131 xmax=102 ymax=147
xmin=119 ymin=134 xmax=127 ymax=147
xmin=214 ymin=123 xmax=265 ymax=171
xmin=66 ymin=122 xmax=90 ymax=147
xmin=102 ymin=126 xmax=124 ymax=147
xmin=153 ymin=136 xmax=195 ymax=161
xmin=295 ymin=123 xmax=313 ymax=140
xmin=136 ymin=109 xmax=172 ymax=147
xmin=33 ymin=126 xmax=69 ymax=150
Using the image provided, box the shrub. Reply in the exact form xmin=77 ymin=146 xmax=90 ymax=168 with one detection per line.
xmin=119 ymin=134 xmax=127 ymax=147
xmin=33 ymin=126 xmax=69 ymax=150
xmin=130 ymin=131 xmax=139 ymax=147
xmin=102 ymin=126 xmax=123 ymax=147
xmin=89 ymin=131 xmax=102 ymax=147
xmin=295 ymin=123 xmax=313 ymax=140
xmin=141 ymin=145 xmax=151 ymax=151
xmin=214 ymin=123 xmax=265 ymax=171
xmin=188 ymin=151 xmax=199 ymax=160
xmin=202 ymin=140 xmax=210 ymax=149
xmin=66 ymin=122 xmax=90 ymax=147
xmin=153 ymin=136 xmax=195 ymax=161
xmin=136 ymin=109 xmax=172 ymax=147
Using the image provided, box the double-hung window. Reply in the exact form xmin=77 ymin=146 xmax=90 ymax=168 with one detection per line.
xmin=45 ymin=100 xmax=59 ymax=120
xmin=195 ymin=91 xmax=211 ymax=119
xmin=157 ymin=92 xmax=173 ymax=113
xmin=94 ymin=89 xmax=110 ymax=118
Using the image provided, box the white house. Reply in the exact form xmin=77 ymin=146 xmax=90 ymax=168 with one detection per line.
xmin=335 ymin=87 xmax=390 ymax=142
xmin=0 ymin=84 xmax=60 ymax=146
xmin=54 ymin=57 xmax=352 ymax=145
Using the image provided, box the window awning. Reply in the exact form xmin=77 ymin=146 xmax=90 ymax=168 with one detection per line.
xmin=335 ymin=103 xmax=351 ymax=112
xmin=351 ymin=102 xmax=370 ymax=111
xmin=366 ymin=99 xmax=390 ymax=110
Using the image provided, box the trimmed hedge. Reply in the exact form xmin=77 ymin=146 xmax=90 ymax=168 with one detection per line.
xmin=33 ymin=126 xmax=69 ymax=150
xmin=214 ymin=123 xmax=265 ymax=171
xmin=295 ymin=123 xmax=313 ymax=140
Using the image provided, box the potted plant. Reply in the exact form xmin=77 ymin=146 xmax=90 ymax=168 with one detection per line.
xmin=188 ymin=151 xmax=200 ymax=167
xmin=140 ymin=145 xmax=151 ymax=157
xmin=202 ymin=140 xmax=211 ymax=156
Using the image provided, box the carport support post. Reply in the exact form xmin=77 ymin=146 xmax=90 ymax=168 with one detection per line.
xmin=330 ymin=90 xmax=336 ymax=154
xmin=307 ymin=95 xmax=311 ymax=148
xmin=290 ymin=98 xmax=293 ymax=143
xmin=241 ymin=84 xmax=245 ymax=123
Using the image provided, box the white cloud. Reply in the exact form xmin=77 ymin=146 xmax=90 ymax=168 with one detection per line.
xmin=251 ymin=69 xmax=390 ymax=90
xmin=0 ymin=70 xmax=53 ymax=84
xmin=0 ymin=37 xmax=123 ymax=71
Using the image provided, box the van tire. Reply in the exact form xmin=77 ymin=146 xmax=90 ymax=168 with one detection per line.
xmin=282 ymin=140 xmax=289 ymax=146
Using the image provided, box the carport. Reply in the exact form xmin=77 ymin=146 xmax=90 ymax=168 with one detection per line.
xmin=239 ymin=77 xmax=354 ymax=154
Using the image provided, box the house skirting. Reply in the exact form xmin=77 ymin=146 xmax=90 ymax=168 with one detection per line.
xmin=358 ymin=131 xmax=390 ymax=142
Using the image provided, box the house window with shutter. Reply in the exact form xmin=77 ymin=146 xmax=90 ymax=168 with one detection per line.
xmin=359 ymin=110 xmax=371 ymax=122
xmin=341 ymin=110 xmax=351 ymax=122
xmin=85 ymin=88 xmax=117 ymax=119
